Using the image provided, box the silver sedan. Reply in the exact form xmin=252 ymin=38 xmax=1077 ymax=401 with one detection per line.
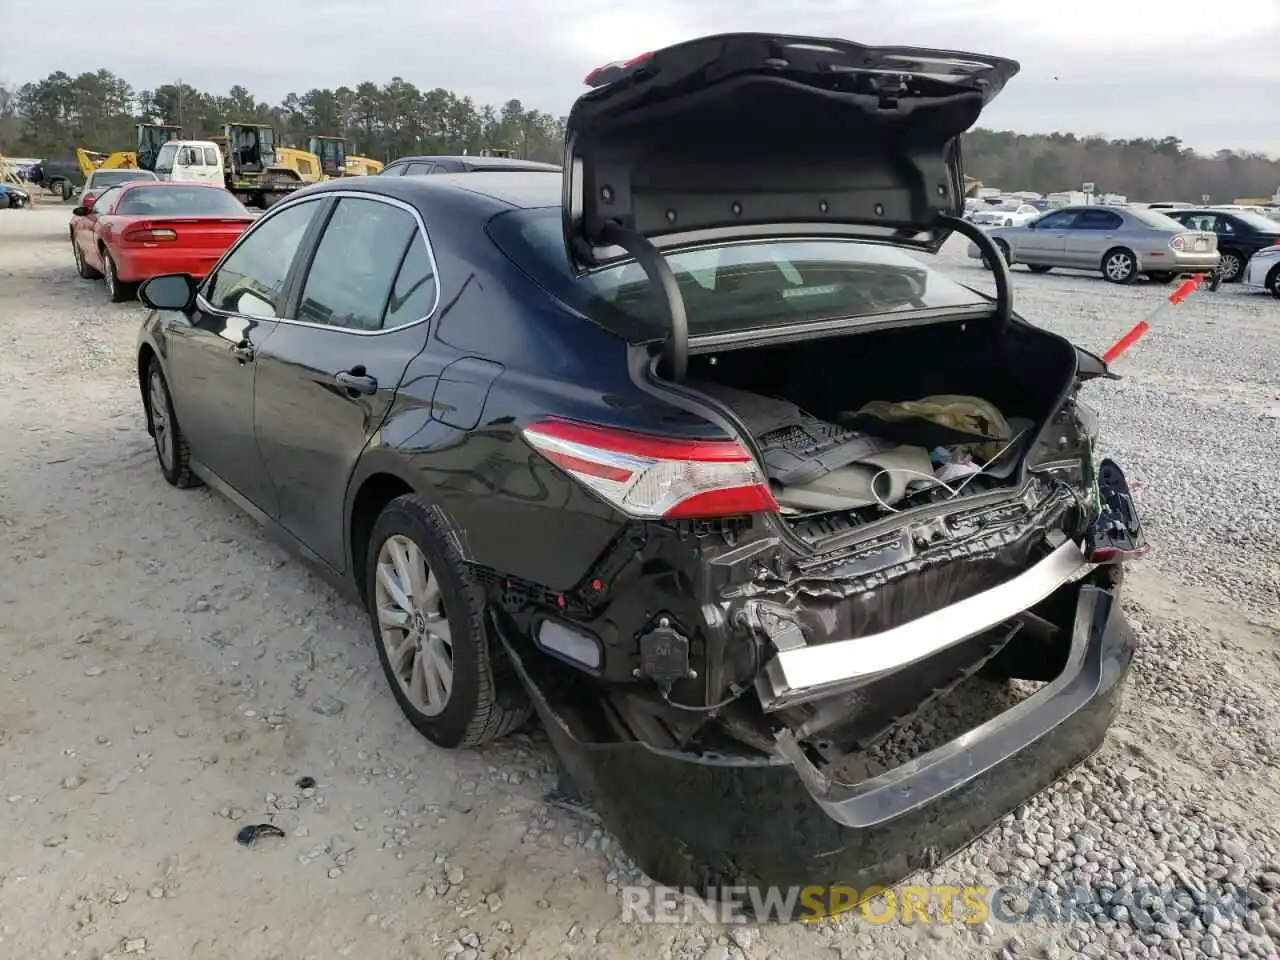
xmin=966 ymin=205 xmax=1219 ymax=284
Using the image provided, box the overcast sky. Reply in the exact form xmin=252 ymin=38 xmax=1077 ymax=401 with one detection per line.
xmin=8 ymin=0 xmax=1279 ymax=156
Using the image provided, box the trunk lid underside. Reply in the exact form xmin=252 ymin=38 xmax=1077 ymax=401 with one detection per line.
xmin=562 ymin=33 xmax=1021 ymax=272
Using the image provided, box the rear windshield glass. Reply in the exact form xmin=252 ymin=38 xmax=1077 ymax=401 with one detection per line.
xmin=488 ymin=207 xmax=989 ymax=340
xmin=116 ymin=186 xmax=247 ymax=216
xmin=90 ymin=170 xmax=157 ymax=187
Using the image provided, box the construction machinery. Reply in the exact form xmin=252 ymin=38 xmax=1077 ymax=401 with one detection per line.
xmin=136 ymin=123 xmax=185 ymax=172
xmin=307 ymin=136 xmax=383 ymax=177
xmin=210 ymin=122 xmax=306 ymax=208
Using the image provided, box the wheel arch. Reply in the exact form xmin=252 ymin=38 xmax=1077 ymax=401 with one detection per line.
xmin=345 ymin=455 xmax=472 ymax=606
xmin=137 ymin=342 xmax=160 ymax=435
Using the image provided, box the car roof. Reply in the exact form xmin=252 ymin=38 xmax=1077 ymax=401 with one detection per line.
xmin=298 ymin=170 xmax=563 ymax=211
xmin=390 ymin=155 xmax=560 ymax=172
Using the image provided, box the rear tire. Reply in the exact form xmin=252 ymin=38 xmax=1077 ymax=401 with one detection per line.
xmin=1217 ymin=250 xmax=1244 ymax=283
xmin=1102 ymin=247 xmax=1138 ymax=284
xmin=1027 ymin=264 xmax=1052 ymax=274
xmin=103 ymin=251 xmax=134 ymax=303
xmin=365 ymin=495 xmax=531 ymax=749
xmin=1147 ymin=272 xmax=1176 ymax=284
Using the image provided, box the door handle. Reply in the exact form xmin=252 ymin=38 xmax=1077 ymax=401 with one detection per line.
xmin=335 ymin=370 xmax=378 ymax=395
xmin=231 ymin=342 xmax=254 ymax=363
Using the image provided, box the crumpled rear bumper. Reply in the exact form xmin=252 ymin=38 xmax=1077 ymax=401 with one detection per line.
xmin=496 ymin=579 xmax=1134 ymax=894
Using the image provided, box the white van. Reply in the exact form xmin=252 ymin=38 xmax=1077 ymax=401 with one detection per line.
xmin=153 ymin=140 xmax=225 ymax=185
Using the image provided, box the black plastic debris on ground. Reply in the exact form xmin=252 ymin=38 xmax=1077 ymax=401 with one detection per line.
xmin=295 ymin=776 xmax=316 ymax=790
xmin=235 ymin=823 xmax=286 ymax=847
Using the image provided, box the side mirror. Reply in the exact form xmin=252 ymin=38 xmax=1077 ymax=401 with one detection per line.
xmin=138 ymin=274 xmax=197 ymax=312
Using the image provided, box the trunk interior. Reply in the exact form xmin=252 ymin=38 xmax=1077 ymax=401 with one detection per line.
xmin=683 ymin=316 xmax=1079 ymax=542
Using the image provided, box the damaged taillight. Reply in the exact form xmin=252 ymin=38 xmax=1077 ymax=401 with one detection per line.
xmin=522 ymin=418 xmax=778 ymax=520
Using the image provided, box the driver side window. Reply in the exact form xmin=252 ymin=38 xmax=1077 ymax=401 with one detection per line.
xmin=205 ymin=199 xmax=321 ymax=317
xmin=1037 ymin=210 xmax=1078 ymax=230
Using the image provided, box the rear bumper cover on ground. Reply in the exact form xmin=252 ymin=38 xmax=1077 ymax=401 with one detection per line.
xmin=497 ymin=579 xmax=1133 ymax=894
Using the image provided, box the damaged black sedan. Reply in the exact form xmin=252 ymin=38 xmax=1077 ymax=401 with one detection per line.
xmin=134 ymin=34 xmax=1146 ymax=899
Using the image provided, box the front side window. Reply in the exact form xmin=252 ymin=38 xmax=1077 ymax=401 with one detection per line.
xmin=488 ymin=207 xmax=990 ymax=340
xmin=205 ymin=199 xmax=321 ymax=317
xmin=295 ymin=198 xmax=418 ymax=331
xmin=89 ymin=185 xmax=122 ymax=213
xmin=1035 ymin=210 xmax=1079 ymax=231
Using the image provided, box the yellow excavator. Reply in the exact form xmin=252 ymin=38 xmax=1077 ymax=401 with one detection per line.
xmin=73 ymin=124 xmax=186 ymax=179
xmin=308 ymin=136 xmax=383 ymax=178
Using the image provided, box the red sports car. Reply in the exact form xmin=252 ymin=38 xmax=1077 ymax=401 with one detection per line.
xmin=70 ymin=182 xmax=256 ymax=302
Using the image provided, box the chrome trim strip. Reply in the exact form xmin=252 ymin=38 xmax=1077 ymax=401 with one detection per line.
xmin=758 ymin=538 xmax=1096 ymax=711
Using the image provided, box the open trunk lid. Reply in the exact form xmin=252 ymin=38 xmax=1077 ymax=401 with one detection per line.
xmin=562 ymin=33 xmax=1020 ymax=273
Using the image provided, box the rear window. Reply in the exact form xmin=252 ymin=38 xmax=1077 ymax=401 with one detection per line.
xmin=90 ymin=169 xmax=158 ymax=187
xmin=489 ymin=207 xmax=990 ymax=340
xmin=116 ymin=186 xmax=247 ymax=216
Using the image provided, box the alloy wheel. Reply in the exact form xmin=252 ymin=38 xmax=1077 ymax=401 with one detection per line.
xmin=1218 ymin=252 xmax=1242 ymax=282
xmin=148 ymin=369 xmax=174 ymax=472
xmin=374 ymin=534 xmax=454 ymax=717
xmin=1105 ymin=252 xmax=1134 ymax=282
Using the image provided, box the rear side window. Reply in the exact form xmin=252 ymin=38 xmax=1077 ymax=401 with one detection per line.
xmin=382 ymin=236 xmax=438 ymax=328
xmin=404 ymin=162 xmax=434 ymax=175
xmin=295 ymin=197 xmax=418 ymax=331
xmin=1075 ymin=210 xmax=1123 ymax=230
xmin=488 ymin=207 xmax=989 ymax=340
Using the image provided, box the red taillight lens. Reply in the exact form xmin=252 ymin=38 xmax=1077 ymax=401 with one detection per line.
xmin=1169 ymin=234 xmax=1186 ymax=251
xmin=123 ymin=225 xmax=177 ymax=242
xmin=522 ymin=418 xmax=777 ymax=520
xmin=1089 ymin=544 xmax=1150 ymax=564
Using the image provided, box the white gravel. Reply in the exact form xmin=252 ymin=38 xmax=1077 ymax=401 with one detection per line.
xmin=1 ymin=206 xmax=1277 ymax=960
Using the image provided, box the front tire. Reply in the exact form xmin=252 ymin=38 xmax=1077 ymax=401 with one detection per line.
xmin=72 ymin=236 xmax=101 ymax=279
xmin=1027 ymin=264 xmax=1052 ymax=274
xmin=1267 ymin=265 xmax=1280 ymax=300
xmin=145 ymin=363 xmax=199 ymax=488
xmin=365 ymin=495 xmax=531 ymax=749
xmin=1102 ymin=247 xmax=1138 ymax=284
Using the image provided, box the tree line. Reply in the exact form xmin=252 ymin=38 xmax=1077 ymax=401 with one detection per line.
xmin=2 ymin=69 xmax=1278 ymax=203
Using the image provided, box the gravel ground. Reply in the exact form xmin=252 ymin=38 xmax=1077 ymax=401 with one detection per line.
xmin=1 ymin=203 xmax=1277 ymax=960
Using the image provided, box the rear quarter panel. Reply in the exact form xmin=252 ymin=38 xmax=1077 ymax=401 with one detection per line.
xmin=365 ymin=195 xmax=706 ymax=591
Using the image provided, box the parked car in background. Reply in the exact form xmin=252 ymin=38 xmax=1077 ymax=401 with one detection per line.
xmin=1158 ymin=208 xmax=1280 ymax=283
xmin=80 ymin=168 xmax=159 ymax=208
xmin=970 ymin=204 xmax=1041 ymax=228
xmin=1241 ymin=242 xmax=1280 ymax=298
xmin=0 ymin=183 xmax=31 ymax=209
xmin=968 ymin=204 xmax=1219 ymax=283
xmin=379 ymin=155 xmax=560 ymax=176
xmin=70 ymin=182 xmax=255 ymax=302
xmin=131 ymin=33 xmax=1147 ymax=898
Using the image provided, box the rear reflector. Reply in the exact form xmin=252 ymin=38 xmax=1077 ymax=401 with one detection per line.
xmin=522 ymin=418 xmax=777 ymax=520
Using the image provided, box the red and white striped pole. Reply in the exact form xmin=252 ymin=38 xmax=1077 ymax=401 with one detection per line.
xmin=1101 ymin=274 xmax=1204 ymax=365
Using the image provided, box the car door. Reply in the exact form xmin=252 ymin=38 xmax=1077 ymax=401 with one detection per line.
xmin=251 ymin=193 xmax=439 ymax=570
xmin=1016 ymin=208 xmax=1078 ymax=265
xmin=162 ymin=197 xmax=327 ymax=519
xmin=201 ymin=146 xmax=222 ymax=184
xmin=1064 ymin=208 xmax=1124 ymax=268
xmin=77 ymin=185 xmax=122 ymax=272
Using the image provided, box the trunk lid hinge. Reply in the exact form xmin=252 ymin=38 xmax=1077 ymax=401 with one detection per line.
xmin=596 ymin=221 xmax=689 ymax=382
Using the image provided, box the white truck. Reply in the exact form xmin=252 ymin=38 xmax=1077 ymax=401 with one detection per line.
xmin=151 ymin=141 xmax=226 ymax=186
